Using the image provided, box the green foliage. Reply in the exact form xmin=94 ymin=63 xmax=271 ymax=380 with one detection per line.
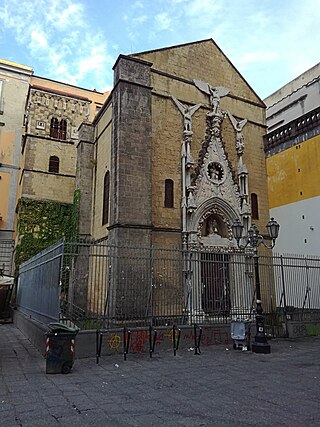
xmin=15 ymin=192 xmax=81 ymax=270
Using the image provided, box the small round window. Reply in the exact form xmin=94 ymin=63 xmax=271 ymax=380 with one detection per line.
xmin=207 ymin=161 xmax=225 ymax=184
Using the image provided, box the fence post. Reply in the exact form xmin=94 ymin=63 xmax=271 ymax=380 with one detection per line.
xmin=301 ymin=257 xmax=311 ymax=320
xmin=280 ymin=255 xmax=289 ymax=338
xmin=183 ymin=249 xmax=192 ymax=325
xmin=102 ymin=263 xmax=112 ymax=328
xmin=145 ymin=246 xmax=154 ymax=324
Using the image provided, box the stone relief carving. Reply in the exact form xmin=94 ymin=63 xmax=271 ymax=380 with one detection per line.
xmin=191 ymin=84 xmax=240 ymax=210
xmin=188 ymin=81 xmax=241 ymax=247
xmin=171 ymin=96 xmax=201 ymax=132
xmin=227 ymin=111 xmax=250 ymax=228
xmin=171 ymin=96 xmax=202 ymax=245
xmin=195 ymin=208 xmax=233 ymax=248
xmin=171 ymin=81 xmax=251 ymax=249
xmin=227 ymin=112 xmax=247 ymax=155
xmin=193 ymin=80 xmax=229 ymax=119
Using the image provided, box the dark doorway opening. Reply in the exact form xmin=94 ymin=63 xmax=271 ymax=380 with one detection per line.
xmin=201 ymin=253 xmax=231 ymax=315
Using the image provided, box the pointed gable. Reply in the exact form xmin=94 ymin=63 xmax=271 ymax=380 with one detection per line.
xmin=132 ymin=39 xmax=264 ymax=107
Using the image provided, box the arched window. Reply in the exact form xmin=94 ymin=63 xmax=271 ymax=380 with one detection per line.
xmin=50 ymin=118 xmax=59 ymax=139
xmin=164 ymin=179 xmax=174 ymax=208
xmin=102 ymin=171 xmax=110 ymax=225
xmin=251 ymin=193 xmax=259 ymax=220
xmin=49 ymin=156 xmax=59 ymax=173
xmin=59 ymin=119 xmax=67 ymax=140
xmin=50 ymin=117 xmax=67 ymax=140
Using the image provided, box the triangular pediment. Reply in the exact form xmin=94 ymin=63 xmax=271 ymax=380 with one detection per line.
xmin=132 ymin=39 xmax=264 ymax=106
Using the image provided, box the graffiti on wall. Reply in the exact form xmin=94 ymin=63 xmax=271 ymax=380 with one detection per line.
xmin=289 ymin=322 xmax=320 ymax=338
xmin=106 ymin=326 xmax=230 ymax=354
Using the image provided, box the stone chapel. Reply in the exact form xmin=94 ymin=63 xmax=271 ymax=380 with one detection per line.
xmin=76 ymin=39 xmax=269 ymax=251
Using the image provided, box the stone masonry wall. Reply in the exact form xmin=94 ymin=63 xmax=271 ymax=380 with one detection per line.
xmin=76 ymin=123 xmax=95 ymax=237
xmin=21 ymin=136 xmax=76 ymax=204
xmin=109 ymin=55 xmax=153 ymax=247
xmin=92 ymin=103 xmax=112 ymax=241
xmin=133 ymin=40 xmax=269 ymax=245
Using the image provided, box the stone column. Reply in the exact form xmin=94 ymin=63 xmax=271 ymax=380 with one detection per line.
xmin=70 ymin=123 xmax=95 ymax=312
xmin=76 ymin=123 xmax=95 ymax=238
xmin=108 ymin=55 xmax=153 ymax=323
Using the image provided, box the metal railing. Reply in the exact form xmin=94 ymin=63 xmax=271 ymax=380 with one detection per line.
xmin=16 ymin=239 xmax=320 ymax=336
xmin=58 ymin=241 xmax=320 ymax=335
xmin=17 ymin=240 xmax=64 ymax=324
xmin=0 ymin=239 xmax=14 ymax=275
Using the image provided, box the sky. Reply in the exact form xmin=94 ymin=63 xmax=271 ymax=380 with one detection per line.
xmin=0 ymin=0 xmax=319 ymax=99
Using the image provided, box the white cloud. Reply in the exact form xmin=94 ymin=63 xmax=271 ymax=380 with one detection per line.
xmin=183 ymin=0 xmax=221 ymax=17
xmin=46 ymin=2 xmax=85 ymax=29
xmin=237 ymin=51 xmax=280 ymax=68
xmin=1 ymin=0 xmax=319 ymax=99
xmin=133 ymin=15 xmax=148 ymax=24
xmin=155 ymin=12 xmax=171 ymax=31
xmin=132 ymin=1 xmax=144 ymax=9
xmin=0 ymin=0 xmax=113 ymax=90
xmin=30 ymin=30 xmax=48 ymax=49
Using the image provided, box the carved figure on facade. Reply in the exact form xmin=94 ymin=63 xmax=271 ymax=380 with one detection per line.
xmin=193 ymin=80 xmax=229 ymax=120
xmin=187 ymin=187 xmax=197 ymax=213
xmin=186 ymin=80 xmax=243 ymax=249
xmin=197 ymin=209 xmax=234 ymax=247
xmin=207 ymin=217 xmax=219 ymax=235
xmin=171 ymin=96 xmax=201 ymax=132
xmin=228 ymin=112 xmax=247 ymax=155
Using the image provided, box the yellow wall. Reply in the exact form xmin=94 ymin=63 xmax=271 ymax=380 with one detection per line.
xmin=92 ymin=103 xmax=112 ymax=240
xmin=267 ymin=134 xmax=320 ymax=209
xmin=0 ymin=130 xmax=14 ymax=165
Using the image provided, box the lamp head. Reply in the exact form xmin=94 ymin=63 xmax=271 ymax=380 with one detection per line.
xmin=266 ymin=217 xmax=280 ymax=240
xmin=232 ymin=218 xmax=243 ymax=242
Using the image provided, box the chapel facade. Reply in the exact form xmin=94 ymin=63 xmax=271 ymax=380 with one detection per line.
xmin=78 ymin=39 xmax=269 ymax=251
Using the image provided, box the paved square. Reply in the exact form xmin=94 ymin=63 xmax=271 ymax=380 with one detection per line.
xmin=1 ymin=323 xmax=319 ymax=426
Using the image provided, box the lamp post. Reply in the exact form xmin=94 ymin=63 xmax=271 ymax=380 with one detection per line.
xmin=232 ymin=218 xmax=280 ymax=354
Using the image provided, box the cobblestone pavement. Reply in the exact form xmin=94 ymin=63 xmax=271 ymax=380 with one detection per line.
xmin=1 ymin=323 xmax=320 ymax=426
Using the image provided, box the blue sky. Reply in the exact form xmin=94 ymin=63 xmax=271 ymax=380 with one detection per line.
xmin=0 ymin=0 xmax=319 ymax=99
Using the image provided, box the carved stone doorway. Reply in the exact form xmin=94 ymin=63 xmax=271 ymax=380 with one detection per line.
xmin=201 ymin=252 xmax=230 ymax=315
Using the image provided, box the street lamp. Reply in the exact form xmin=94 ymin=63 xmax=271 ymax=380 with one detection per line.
xmin=232 ymin=218 xmax=280 ymax=354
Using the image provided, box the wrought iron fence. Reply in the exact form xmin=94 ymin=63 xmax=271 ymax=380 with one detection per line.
xmin=17 ymin=240 xmax=63 ymax=324
xmin=0 ymin=239 xmax=14 ymax=275
xmin=58 ymin=240 xmax=320 ymax=335
xmin=16 ymin=238 xmax=320 ymax=336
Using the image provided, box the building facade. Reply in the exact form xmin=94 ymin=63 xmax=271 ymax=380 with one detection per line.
xmin=82 ymin=39 xmax=269 ymax=248
xmin=73 ymin=40 xmax=271 ymax=318
xmin=264 ymin=63 xmax=320 ymax=256
xmin=0 ymin=60 xmax=33 ymax=274
xmin=14 ymin=76 xmax=108 ymax=268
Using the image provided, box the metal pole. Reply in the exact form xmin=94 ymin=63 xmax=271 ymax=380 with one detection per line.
xmin=251 ymin=247 xmax=271 ymax=354
xmin=280 ymin=255 xmax=289 ymax=338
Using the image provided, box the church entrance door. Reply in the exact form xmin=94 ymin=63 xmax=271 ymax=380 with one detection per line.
xmin=201 ymin=253 xmax=230 ymax=315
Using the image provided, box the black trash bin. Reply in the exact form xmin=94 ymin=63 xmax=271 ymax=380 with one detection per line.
xmin=45 ymin=323 xmax=78 ymax=374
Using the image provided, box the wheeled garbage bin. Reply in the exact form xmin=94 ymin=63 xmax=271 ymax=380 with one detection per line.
xmin=231 ymin=319 xmax=251 ymax=351
xmin=45 ymin=323 xmax=78 ymax=374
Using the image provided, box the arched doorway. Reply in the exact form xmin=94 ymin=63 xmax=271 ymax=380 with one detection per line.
xmin=199 ymin=213 xmax=231 ymax=315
